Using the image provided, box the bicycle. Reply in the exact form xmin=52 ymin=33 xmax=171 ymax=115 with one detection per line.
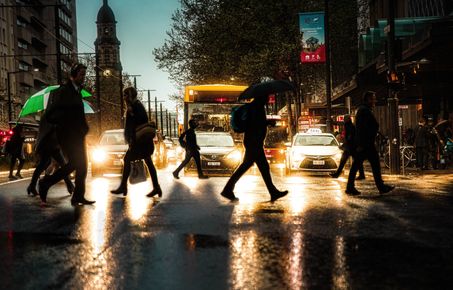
xmin=384 ymin=145 xmax=416 ymax=169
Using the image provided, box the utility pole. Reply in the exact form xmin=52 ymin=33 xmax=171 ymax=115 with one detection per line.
xmin=160 ymin=103 xmax=164 ymax=134
xmin=324 ymin=0 xmax=332 ymax=133
xmin=166 ymin=109 xmax=170 ymax=137
xmin=147 ymin=90 xmax=152 ymax=121
xmin=387 ymin=0 xmax=401 ymax=174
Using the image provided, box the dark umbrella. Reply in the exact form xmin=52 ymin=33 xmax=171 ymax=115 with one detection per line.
xmin=238 ymin=80 xmax=294 ymax=100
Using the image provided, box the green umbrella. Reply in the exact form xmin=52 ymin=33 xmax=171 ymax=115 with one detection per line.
xmin=19 ymin=85 xmax=92 ymax=117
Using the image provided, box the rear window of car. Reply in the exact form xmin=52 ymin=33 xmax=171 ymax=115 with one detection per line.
xmin=197 ymin=134 xmax=235 ymax=147
xmin=294 ymin=135 xmax=338 ymax=146
xmin=100 ymin=132 xmax=125 ymax=145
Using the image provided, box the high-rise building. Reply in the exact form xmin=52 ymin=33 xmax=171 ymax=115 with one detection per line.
xmin=95 ymin=0 xmax=123 ymax=131
xmin=0 ymin=0 xmax=78 ymax=129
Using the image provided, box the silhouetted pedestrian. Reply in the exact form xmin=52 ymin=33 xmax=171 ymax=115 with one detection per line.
xmin=38 ymin=63 xmax=95 ymax=205
xmin=346 ymin=91 xmax=394 ymax=196
xmin=6 ymin=125 xmax=25 ymax=180
xmin=220 ymin=95 xmax=288 ymax=202
xmin=415 ymin=118 xmax=429 ymax=170
xmin=172 ymin=119 xmax=208 ymax=179
xmin=111 ymin=87 xmax=162 ymax=198
xmin=330 ymin=114 xmax=365 ymax=179
xmin=27 ymin=112 xmax=74 ymax=196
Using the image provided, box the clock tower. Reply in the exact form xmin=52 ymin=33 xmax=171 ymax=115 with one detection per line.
xmin=95 ymin=0 xmax=123 ymax=131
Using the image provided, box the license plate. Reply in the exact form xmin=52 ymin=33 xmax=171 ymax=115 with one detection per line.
xmin=265 ymin=154 xmax=272 ymax=158
xmin=313 ymin=160 xmax=325 ymax=165
xmin=113 ymin=160 xmax=122 ymax=166
xmin=207 ymin=162 xmax=221 ymax=166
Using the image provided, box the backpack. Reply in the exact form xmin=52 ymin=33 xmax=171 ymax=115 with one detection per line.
xmin=230 ymin=103 xmax=251 ymax=133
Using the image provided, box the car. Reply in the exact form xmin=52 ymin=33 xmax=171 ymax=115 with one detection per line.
xmin=90 ymin=129 xmax=168 ymax=177
xmin=285 ymin=129 xmax=342 ymax=174
xmin=163 ymin=137 xmax=178 ymax=162
xmin=185 ymin=132 xmax=242 ymax=175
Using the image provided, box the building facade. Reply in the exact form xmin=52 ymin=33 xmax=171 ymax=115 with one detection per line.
xmin=95 ymin=0 xmax=122 ymax=132
xmin=0 ymin=0 xmax=78 ymax=129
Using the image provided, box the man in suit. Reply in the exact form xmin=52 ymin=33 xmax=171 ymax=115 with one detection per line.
xmin=346 ymin=91 xmax=394 ymax=196
xmin=220 ymin=95 xmax=288 ymax=202
xmin=172 ymin=119 xmax=208 ymax=179
xmin=38 ymin=63 xmax=95 ymax=205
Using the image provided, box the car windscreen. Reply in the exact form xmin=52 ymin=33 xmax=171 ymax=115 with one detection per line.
xmin=197 ymin=134 xmax=235 ymax=147
xmin=100 ymin=132 xmax=126 ymax=145
xmin=294 ymin=135 xmax=338 ymax=146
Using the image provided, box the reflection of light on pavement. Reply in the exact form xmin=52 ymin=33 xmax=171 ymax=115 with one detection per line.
xmin=89 ymin=178 xmax=109 ymax=254
xmin=230 ymin=231 xmax=259 ymax=289
xmin=288 ymin=231 xmax=304 ymax=289
xmin=180 ymin=177 xmax=199 ymax=193
xmin=333 ymin=235 xmax=350 ymax=289
xmin=127 ymin=182 xmax=151 ymax=221
xmin=285 ymin=176 xmax=309 ymax=214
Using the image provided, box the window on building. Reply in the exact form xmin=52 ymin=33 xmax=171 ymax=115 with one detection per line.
xmin=16 ymin=18 xmax=27 ymax=28
xmin=18 ymin=40 xmax=28 ymax=49
xmin=19 ymin=62 xmax=29 ymax=71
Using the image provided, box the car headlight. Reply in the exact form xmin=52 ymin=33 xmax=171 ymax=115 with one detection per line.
xmin=92 ymin=148 xmax=107 ymax=163
xmin=334 ymin=152 xmax=342 ymax=161
xmin=226 ymin=150 xmax=242 ymax=162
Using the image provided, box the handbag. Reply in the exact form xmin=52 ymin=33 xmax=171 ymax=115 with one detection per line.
xmin=129 ymin=160 xmax=147 ymax=184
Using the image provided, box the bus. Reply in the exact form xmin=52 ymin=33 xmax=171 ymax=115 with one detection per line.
xmin=183 ymin=84 xmax=248 ymax=134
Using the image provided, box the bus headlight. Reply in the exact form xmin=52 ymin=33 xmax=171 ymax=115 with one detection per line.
xmin=227 ymin=150 xmax=242 ymax=162
xmin=92 ymin=148 xmax=107 ymax=163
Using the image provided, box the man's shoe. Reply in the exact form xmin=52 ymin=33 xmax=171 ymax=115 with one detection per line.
xmin=66 ymin=184 xmax=75 ymax=195
xmin=330 ymin=172 xmax=340 ymax=178
xmin=198 ymin=175 xmax=209 ymax=179
xmin=379 ymin=185 xmax=395 ymax=194
xmin=146 ymin=187 xmax=162 ymax=198
xmin=345 ymin=187 xmax=361 ymax=196
xmin=15 ymin=173 xmax=23 ymax=179
xmin=356 ymin=175 xmax=366 ymax=180
xmin=172 ymin=171 xmax=179 ymax=179
xmin=26 ymin=185 xmax=38 ymax=196
xmin=38 ymin=179 xmax=50 ymax=203
xmin=220 ymin=189 xmax=239 ymax=202
xmin=71 ymin=198 xmax=95 ymax=206
xmin=110 ymin=187 xmax=127 ymax=196
xmin=8 ymin=175 xmax=17 ymax=180
xmin=270 ymin=190 xmax=288 ymax=202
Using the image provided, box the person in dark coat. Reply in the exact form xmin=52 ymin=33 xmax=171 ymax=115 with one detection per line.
xmin=7 ymin=125 xmax=25 ymax=180
xmin=414 ymin=118 xmax=429 ymax=170
xmin=38 ymin=63 xmax=95 ymax=205
xmin=330 ymin=114 xmax=365 ymax=179
xmin=346 ymin=91 xmax=394 ymax=196
xmin=172 ymin=119 xmax=208 ymax=179
xmin=220 ymin=95 xmax=288 ymax=202
xmin=26 ymin=111 xmax=74 ymax=196
xmin=111 ymin=86 xmax=162 ymax=198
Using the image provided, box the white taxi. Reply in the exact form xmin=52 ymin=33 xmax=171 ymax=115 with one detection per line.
xmin=286 ymin=128 xmax=342 ymax=174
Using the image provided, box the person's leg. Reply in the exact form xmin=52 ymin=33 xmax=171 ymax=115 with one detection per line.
xmin=111 ymin=149 xmax=133 ymax=194
xmin=331 ymin=151 xmax=349 ymax=177
xmin=222 ymin=150 xmax=254 ymax=192
xmin=192 ymin=150 xmax=206 ymax=178
xmin=346 ymin=153 xmax=364 ymax=194
xmin=28 ymin=154 xmax=51 ymax=195
xmin=416 ymin=147 xmax=423 ymax=168
xmin=71 ymin=144 xmax=88 ymax=202
xmin=9 ymin=155 xmax=16 ymax=178
xmin=367 ymin=147 xmax=392 ymax=193
xmin=173 ymin=151 xmax=192 ymax=177
xmin=357 ymin=159 xmax=366 ymax=179
xmin=254 ymin=149 xmax=278 ymax=193
xmin=144 ymin=156 xmax=162 ymax=197
xmin=15 ymin=156 xmax=25 ymax=178
xmin=51 ymin=149 xmax=74 ymax=193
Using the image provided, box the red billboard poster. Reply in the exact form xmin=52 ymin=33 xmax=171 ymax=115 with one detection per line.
xmin=299 ymin=12 xmax=326 ymax=63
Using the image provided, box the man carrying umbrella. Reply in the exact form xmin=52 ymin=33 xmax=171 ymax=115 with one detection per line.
xmin=220 ymin=80 xmax=290 ymax=202
xmin=38 ymin=63 xmax=95 ymax=206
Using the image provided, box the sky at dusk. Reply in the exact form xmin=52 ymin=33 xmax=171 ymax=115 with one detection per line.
xmin=76 ymin=0 xmax=181 ymax=111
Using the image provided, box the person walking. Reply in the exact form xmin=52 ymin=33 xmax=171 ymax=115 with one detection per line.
xmin=111 ymin=87 xmax=162 ymax=198
xmin=415 ymin=118 xmax=429 ymax=170
xmin=220 ymin=95 xmax=288 ymax=202
xmin=330 ymin=114 xmax=365 ymax=179
xmin=345 ymin=91 xmax=394 ymax=196
xmin=172 ymin=119 xmax=208 ymax=179
xmin=27 ymin=111 xmax=74 ymax=196
xmin=6 ymin=125 xmax=25 ymax=180
xmin=38 ymin=63 xmax=95 ymax=205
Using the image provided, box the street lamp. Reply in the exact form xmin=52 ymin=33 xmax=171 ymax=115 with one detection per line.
xmin=7 ymin=68 xmax=38 ymax=127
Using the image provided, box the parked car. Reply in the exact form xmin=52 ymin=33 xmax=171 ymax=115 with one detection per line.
xmin=286 ymin=128 xmax=342 ymax=174
xmin=185 ymin=132 xmax=242 ymax=175
xmin=90 ymin=129 xmax=168 ymax=177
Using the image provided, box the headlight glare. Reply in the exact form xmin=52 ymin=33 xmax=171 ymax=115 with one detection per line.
xmin=92 ymin=148 xmax=107 ymax=163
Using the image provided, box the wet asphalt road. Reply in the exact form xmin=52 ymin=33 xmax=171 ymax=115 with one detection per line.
xmin=1 ymin=166 xmax=453 ymax=290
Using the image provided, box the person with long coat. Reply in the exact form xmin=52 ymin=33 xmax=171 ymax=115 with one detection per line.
xmin=346 ymin=91 xmax=394 ymax=196
xmin=330 ymin=115 xmax=365 ymax=179
xmin=38 ymin=63 xmax=94 ymax=205
xmin=6 ymin=125 xmax=25 ymax=180
xmin=111 ymin=87 xmax=162 ymax=198
xmin=220 ymin=95 xmax=288 ymax=202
